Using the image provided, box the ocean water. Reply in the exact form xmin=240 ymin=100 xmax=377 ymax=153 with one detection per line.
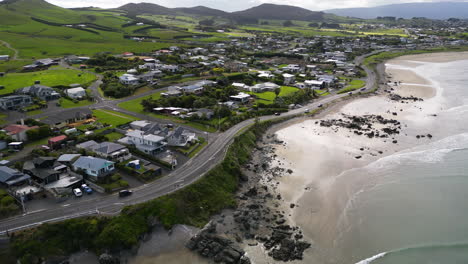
xmin=335 ymin=59 xmax=468 ymax=263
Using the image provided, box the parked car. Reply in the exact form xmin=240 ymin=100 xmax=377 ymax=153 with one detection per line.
xmin=274 ymin=112 xmax=281 ymax=116
xmin=119 ymin=190 xmax=133 ymax=197
xmin=81 ymin=184 xmax=93 ymax=194
xmin=318 ymin=104 xmax=323 ymax=108
xmin=304 ymin=109 xmax=310 ymax=113
xmin=73 ymin=188 xmax=83 ymax=197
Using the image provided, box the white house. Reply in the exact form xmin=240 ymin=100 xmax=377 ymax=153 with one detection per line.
xmin=282 ymin=73 xmax=296 ymax=85
xmin=305 ymin=80 xmax=325 ymax=89
xmin=73 ymin=156 xmax=115 ymax=182
xmin=120 ymin=130 xmax=167 ymax=155
xmin=66 ymin=87 xmax=86 ymax=99
xmin=250 ymin=82 xmax=280 ymax=93
xmin=119 ymin=74 xmax=140 ymax=85
xmin=230 ymin=92 xmax=251 ymax=103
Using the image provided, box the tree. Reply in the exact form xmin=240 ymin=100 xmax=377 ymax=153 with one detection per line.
xmin=199 ymin=19 xmax=214 ymax=26
xmin=283 ymin=20 xmax=294 ymax=27
xmin=274 ymin=87 xmax=281 ymax=98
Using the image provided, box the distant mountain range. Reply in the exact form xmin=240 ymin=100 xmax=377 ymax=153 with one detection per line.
xmin=118 ymin=3 xmax=324 ymax=21
xmin=327 ymin=2 xmax=468 ymax=19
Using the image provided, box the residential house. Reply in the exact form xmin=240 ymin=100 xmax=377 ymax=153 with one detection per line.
xmin=283 ymin=64 xmax=301 ymax=73
xmin=0 ymin=166 xmax=30 ymax=187
xmin=77 ymin=141 xmax=131 ymax=162
xmin=57 ymin=154 xmax=81 ymax=166
xmin=283 ymin=73 xmax=296 ymax=85
xmin=72 ymin=156 xmax=115 ymax=182
xmin=194 ymin=108 xmax=214 ymax=119
xmin=0 ymin=95 xmax=33 ymax=110
xmin=119 ymin=74 xmax=140 ymax=85
xmin=16 ymin=83 xmax=60 ymax=101
xmin=66 ymin=87 xmax=86 ymax=99
xmin=41 ymin=108 xmax=92 ymax=128
xmin=0 ymin=55 xmax=9 ymax=61
xmin=162 ymin=65 xmax=179 ymax=73
xmin=119 ymin=130 xmax=167 ymax=155
xmin=232 ymin=83 xmax=249 ymax=90
xmin=230 ymin=92 xmax=251 ymax=104
xmin=161 ymin=86 xmax=182 ymax=97
xmin=3 ymin=124 xmax=38 ymax=142
xmin=167 ymin=127 xmax=197 ymax=147
xmin=48 ymin=135 xmax=67 ymax=149
xmin=250 ymin=82 xmax=280 ymax=93
xmin=305 ymin=80 xmax=325 ymax=89
xmin=23 ymin=157 xmax=62 ymax=185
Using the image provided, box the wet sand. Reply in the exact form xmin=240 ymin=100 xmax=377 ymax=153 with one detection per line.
xmin=267 ymin=52 xmax=463 ymax=263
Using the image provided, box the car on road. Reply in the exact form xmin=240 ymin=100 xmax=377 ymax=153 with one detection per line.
xmin=73 ymin=188 xmax=83 ymax=197
xmin=304 ymin=109 xmax=310 ymax=113
xmin=274 ymin=112 xmax=281 ymax=116
xmin=361 ymin=88 xmax=367 ymax=91
xmin=348 ymin=92 xmax=353 ymax=95
xmin=318 ymin=104 xmax=323 ymax=108
xmin=119 ymin=190 xmax=133 ymax=197
xmin=81 ymin=184 xmax=93 ymax=194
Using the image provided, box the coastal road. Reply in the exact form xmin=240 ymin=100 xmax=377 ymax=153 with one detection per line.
xmin=0 ymin=52 xmax=380 ymax=234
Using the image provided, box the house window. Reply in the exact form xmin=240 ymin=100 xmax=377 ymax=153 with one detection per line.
xmin=91 ymin=170 xmax=97 ymax=175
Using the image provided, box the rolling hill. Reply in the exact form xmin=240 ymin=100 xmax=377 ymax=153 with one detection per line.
xmin=232 ymin=3 xmax=324 ymax=21
xmin=327 ymin=2 xmax=468 ymax=19
xmin=116 ymin=2 xmax=326 ymax=22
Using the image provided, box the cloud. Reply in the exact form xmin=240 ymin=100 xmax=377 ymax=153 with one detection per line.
xmin=46 ymin=0 xmax=468 ymax=11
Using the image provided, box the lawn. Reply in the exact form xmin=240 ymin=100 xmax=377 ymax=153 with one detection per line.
xmin=337 ymin=79 xmax=366 ymax=94
xmin=92 ymin=109 xmax=140 ymax=127
xmin=59 ymin=98 xmax=94 ymax=108
xmin=105 ymin=132 xmax=124 ymax=141
xmin=0 ymin=67 xmax=97 ymax=95
xmin=117 ymin=92 xmax=162 ymax=114
xmin=248 ymin=86 xmax=299 ymax=104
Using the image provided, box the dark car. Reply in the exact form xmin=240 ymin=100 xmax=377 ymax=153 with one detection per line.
xmin=119 ymin=190 xmax=133 ymax=197
xmin=318 ymin=104 xmax=323 ymax=108
xmin=275 ymin=112 xmax=281 ymax=116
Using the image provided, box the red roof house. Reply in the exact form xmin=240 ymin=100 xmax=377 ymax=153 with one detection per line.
xmin=4 ymin=124 xmax=39 ymax=142
xmin=48 ymin=135 xmax=67 ymax=148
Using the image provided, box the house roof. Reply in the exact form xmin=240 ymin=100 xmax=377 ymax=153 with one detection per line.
xmin=41 ymin=109 xmax=92 ymax=125
xmin=57 ymin=154 xmax=82 ymax=162
xmin=92 ymin=142 xmax=127 ymax=155
xmin=17 ymin=84 xmax=54 ymax=95
xmin=49 ymin=135 xmax=67 ymax=143
xmin=0 ymin=166 xmax=25 ymax=183
xmin=73 ymin=156 xmax=114 ymax=171
xmin=4 ymin=124 xmax=38 ymax=135
xmin=76 ymin=140 xmax=98 ymax=150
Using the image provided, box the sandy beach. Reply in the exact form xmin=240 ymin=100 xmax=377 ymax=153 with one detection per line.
xmin=263 ymin=52 xmax=468 ymax=263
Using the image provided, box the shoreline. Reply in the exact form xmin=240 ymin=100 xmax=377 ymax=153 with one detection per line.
xmin=267 ymin=51 xmax=468 ymax=264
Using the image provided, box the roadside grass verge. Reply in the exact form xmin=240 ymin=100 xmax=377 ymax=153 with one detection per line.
xmin=337 ymin=79 xmax=365 ymax=94
xmin=59 ymin=98 xmax=94 ymax=108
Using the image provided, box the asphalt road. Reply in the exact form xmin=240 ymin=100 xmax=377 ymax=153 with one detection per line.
xmin=0 ymin=52 xmax=378 ymax=234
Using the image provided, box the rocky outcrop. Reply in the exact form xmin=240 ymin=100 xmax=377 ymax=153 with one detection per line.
xmin=186 ymin=223 xmax=250 ymax=264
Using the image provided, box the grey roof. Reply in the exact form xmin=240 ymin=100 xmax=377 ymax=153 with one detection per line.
xmin=76 ymin=140 xmax=98 ymax=150
xmin=73 ymin=156 xmax=114 ymax=171
xmin=17 ymin=84 xmax=53 ymax=96
xmin=92 ymin=142 xmax=127 ymax=155
xmin=0 ymin=166 xmax=25 ymax=183
xmin=42 ymin=108 xmax=92 ymax=125
xmin=57 ymin=154 xmax=82 ymax=162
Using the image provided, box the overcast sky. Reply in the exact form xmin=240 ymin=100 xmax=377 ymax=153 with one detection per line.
xmin=46 ymin=0 xmax=468 ymax=11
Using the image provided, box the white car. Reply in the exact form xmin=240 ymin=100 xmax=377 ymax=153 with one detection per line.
xmin=73 ymin=188 xmax=83 ymax=197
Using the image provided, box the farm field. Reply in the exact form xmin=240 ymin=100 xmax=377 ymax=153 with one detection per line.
xmin=0 ymin=66 xmax=96 ymax=95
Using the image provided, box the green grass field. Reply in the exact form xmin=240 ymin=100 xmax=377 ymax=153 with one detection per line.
xmin=92 ymin=109 xmax=140 ymax=127
xmin=337 ymin=79 xmax=365 ymax=94
xmin=59 ymin=98 xmax=94 ymax=108
xmin=0 ymin=67 xmax=96 ymax=95
xmin=117 ymin=92 xmax=162 ymax=114
xmin=248 ymin=86 xmax=299 ymax=104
